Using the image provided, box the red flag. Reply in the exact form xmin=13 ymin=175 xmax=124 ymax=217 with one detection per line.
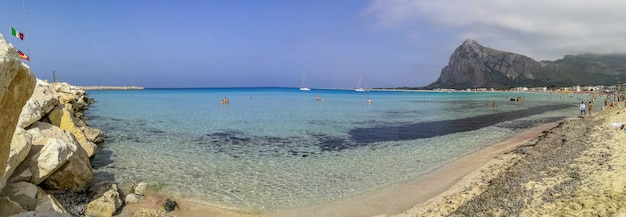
xmin=17 ymin=50 xmax=30 ymax=61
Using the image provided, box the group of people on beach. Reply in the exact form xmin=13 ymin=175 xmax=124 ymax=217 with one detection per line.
xmin=580 ymin=101 xmax=593 ymax=116
xmin=579 ymin=91 xmax=626 ymax=117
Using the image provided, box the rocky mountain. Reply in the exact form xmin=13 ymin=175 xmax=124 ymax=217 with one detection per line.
xmin=427 ymin=39 xmax=626 ymax=89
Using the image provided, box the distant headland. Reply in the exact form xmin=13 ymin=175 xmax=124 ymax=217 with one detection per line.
xmin=79 ymin=85 xmax=144 ymax=90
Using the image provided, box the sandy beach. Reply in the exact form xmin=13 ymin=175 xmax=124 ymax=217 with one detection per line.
xmin=111 ymin=101 xmax=626 ymax=217
xmin=396 ymin=105 xmax=626 ymax=216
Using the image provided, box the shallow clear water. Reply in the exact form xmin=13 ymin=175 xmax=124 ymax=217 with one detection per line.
xmin=85 ymin=88 xmax=580 ymax=209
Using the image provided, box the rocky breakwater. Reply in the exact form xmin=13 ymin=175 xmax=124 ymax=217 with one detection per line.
xmin=0 ymin=33 xmax=122 ymax=217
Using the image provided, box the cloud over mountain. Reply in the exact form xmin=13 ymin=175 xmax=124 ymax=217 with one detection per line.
xmin=365 ymin=0 xmax=626 ymax=60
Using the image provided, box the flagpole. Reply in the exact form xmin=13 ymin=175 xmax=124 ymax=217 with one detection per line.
xmin=22 ymin=0 xmax=30 ymax=64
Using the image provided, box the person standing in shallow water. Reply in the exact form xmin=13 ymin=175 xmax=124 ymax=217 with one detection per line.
xmin=588 ymin=101 xmax=593 ymax=116
xmin=580 ymin=101 xmax=586 ymax=116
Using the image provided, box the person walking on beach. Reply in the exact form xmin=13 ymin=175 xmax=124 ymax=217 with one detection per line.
xmin=580 ymin=101 xmax=586 ymax=116
xmin=588 ymin=101 xmax=593 ymax=116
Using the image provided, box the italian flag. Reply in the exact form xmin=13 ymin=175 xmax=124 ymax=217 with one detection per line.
xmin=11 ymin=26 xmax=24 ymax=40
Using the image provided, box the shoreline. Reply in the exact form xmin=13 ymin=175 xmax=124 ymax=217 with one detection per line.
xmin=116 ymin=120 xmax=564 ymax=217
xmin=446 ymin=106 xmax=626 ymax=215
xmin=266 ymin=121 xmax=562 ymax=217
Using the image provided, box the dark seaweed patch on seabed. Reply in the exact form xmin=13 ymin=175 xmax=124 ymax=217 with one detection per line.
xmin=349 ymin=104 xmax=572 ymax=144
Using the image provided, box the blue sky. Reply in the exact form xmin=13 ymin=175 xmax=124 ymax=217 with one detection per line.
xmin=2 ymin=1 xmax=626 ymax=88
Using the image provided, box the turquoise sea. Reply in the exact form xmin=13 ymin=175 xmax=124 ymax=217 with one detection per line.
xmin=85 ymin=88 xmax=582 ymax=210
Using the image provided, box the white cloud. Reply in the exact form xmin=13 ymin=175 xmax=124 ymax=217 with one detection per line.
xmin=365 ymin=0 xmax=626 ymax=60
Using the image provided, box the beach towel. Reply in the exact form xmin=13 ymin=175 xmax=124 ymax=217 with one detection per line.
xmin=610 ymin=122 xmax=626 ymax=129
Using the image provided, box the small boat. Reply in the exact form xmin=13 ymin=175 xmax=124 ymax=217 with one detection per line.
xmin=299 ymin=76 xmax=311 ymax=91
xmin=355 ymin=77 xmax=366 ymax=92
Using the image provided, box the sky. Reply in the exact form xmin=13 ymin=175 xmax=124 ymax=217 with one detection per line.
xmin=2 ymin=0 xmax=626 ymax=88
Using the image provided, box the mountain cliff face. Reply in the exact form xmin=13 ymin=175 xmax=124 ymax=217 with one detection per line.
xmin=428 ymin=39 xmax=626 ymax=89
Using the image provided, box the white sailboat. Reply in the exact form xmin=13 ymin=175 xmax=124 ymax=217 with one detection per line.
xmin=299 ymin=76 xmax=311 ymax=91
xmin=354 ymin=77 xmax=366 ymax=92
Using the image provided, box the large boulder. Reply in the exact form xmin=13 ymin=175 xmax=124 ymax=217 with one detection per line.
xmin=85 ymin=182 xmax=123 ymax=217
xmin=42 ymin=143 xmax=93 ymax=192
xmin=15 ymin=122 xmax=78 ymax=185
xmin=0 ymin=196 xmax=24 ymax=216
xmin=82 ymin=126 xmax=104 ymax=144
xmin=0 ymin=33 xmax=36 ymax=191
xmin=1 ymin=181 xmax=38 ymax=211
xmin=17 ymin=79 xmax=59 ymax=128
xmin=8 ymin=211 xmax=71 ymax=217
xmin=35 ymin=194 xmax=71 ymax=215
xmin=48 ymin=106 xmax=97 ymax=157
xmin=0 ymin=128 xmax=32 ymax=190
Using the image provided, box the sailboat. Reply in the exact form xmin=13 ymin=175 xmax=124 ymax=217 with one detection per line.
xmin=299 ymin=76 xmax=311 ymax=91
xmin=354 ymin=77 xmax=366 ymax=92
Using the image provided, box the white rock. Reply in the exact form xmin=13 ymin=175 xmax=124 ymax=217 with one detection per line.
xmin=20 ymin=122 xmax=78 ymax=185
xmin=134 ymin=182 xmax=149 ymax=195
xmin=0 ymin=127 xmax=32 ymax=190
xmin=17 ymin=79 xmax=59 ymax=128
xmin=0 ymin=32 xmax=36 ymax=199
xmin=124 ymin=193 xmax=143 ymax=204
xmin=43 ymin=144 xmax=93 ymax=192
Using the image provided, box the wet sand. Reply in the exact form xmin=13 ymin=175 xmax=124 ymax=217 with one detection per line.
xmin=116 ymin=194 xmax=262 ymax=217
xmin=116 ymin=120 xmax=564 ymax=216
